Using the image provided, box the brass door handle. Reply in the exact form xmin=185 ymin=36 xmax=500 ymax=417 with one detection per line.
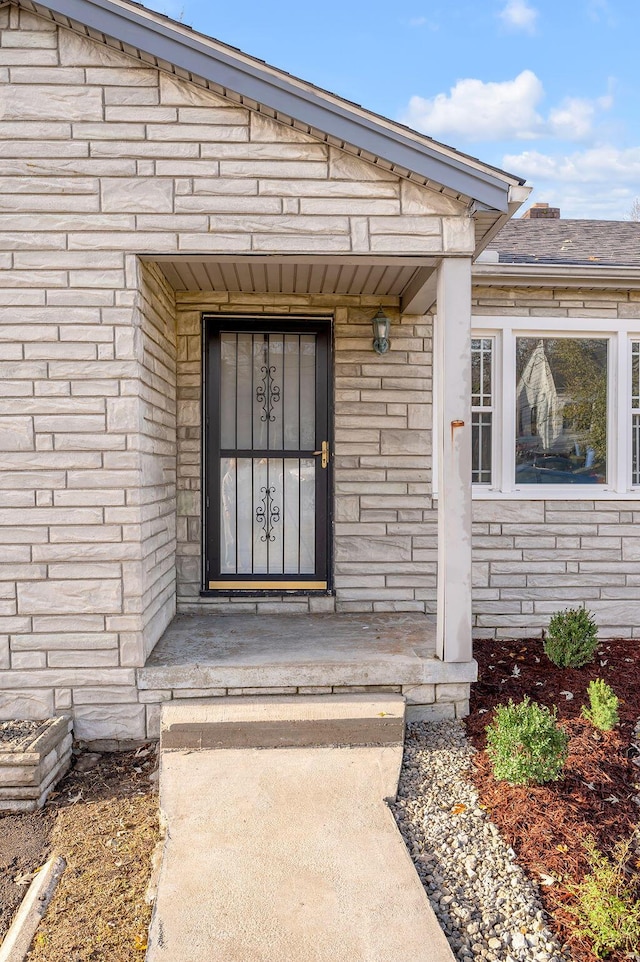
xmin=313 ymin=440 xmax=330 ymax=469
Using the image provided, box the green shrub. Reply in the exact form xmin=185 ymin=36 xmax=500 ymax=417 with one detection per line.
xmin=485 ymin=696 xmax=569 ymax=786
xmin=544 ymin=607 xmax=599 ymax=668
xmin=569 ymin=837 xmax=640 ymax=957
xmin=582 ymin=679 xmax=620 ymax=732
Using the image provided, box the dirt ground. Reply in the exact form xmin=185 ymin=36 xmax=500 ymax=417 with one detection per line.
xmin=466 ymin=636 xmax=640 ymax=962
xmin=0 ymin=745 xmax=159 ymax=961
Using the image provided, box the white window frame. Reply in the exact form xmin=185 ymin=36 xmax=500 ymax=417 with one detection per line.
xmin=470 ymin=316 xmax=640 ymax=500
xmin=471 ymin=336 xmax=496 ymax=485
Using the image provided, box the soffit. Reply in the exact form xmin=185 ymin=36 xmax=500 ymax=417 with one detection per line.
xmin=147 ymin=255 xmax=437 ymax=304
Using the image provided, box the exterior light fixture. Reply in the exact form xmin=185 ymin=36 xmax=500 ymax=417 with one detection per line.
xmin=372 ymin=307 xmax=391 ymax=355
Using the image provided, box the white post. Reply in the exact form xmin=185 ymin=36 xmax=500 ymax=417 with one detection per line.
xmin=436 ymin=257 xmax=473 ymax=662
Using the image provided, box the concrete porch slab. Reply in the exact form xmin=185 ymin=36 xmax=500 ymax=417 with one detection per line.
xmin=147 ymin=743 xmax=456 ymax=962
xmin=138 ymin=612 xmax=477 ymax=691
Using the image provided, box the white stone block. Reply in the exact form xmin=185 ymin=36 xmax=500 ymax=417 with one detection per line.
xmin=250 ymin=111 xmax=316 ymax=143
xmin=10 ymin=651 xmax=46 ymax=669
xmin=401 ymin=684 xmax=436 ymax=705
xmin=442 ymin=216 xmax=475 ymax=252
xmin=328 ymin=148 xmax=396 ymax=181
xmin=58 ymin=28 xmax=142 ymax=67
xmin=190 ymin=177 xmax=257 ymax=196
xmin=107 ymin=397 xmax=140 ymax=432
xmin=435 ymin=683 xmax=471 ymax=703
xmin=72 ymin=685 xmax=138 ymax=705
xmin=0 ymin=417 xmax=34 ymax=451
xmin=17 ymin=9 xmax=57 ymax=29
xmin=17 ymin=579 xmax=122 ymax=615
xmin=145 ymin=704 xmax=161 ymax=739
xmin=84 ymin=67 xmax=157 ymax=86
xmin=0 ymin=84 xmax=102 ymax=120
xmin=150 ymin=123 xmax=248 ymax=142
xmin=159 ymin=72 xmax=231 ymax=107
xmin=73 ymin=704 xmax=146 ymax=742
xmin=220 ymin=160 xmax=327 ymax=179
xmin=401 ymin=180 xmax=464 ymax=216
xmin=406 ymin=703 xmax=455 ymax=723
xmin=101 ymin=178 xmax=174 ymax=213
xmin=47 ymin=650 xmax=120 ymax=668
xmin=0 ymin=688 xmax=54 ymax=719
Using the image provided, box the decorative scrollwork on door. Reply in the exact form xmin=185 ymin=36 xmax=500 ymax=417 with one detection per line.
xmin=256 ymin=365 xmax=281 ymax=422
xmin=255 ymin=485 xmax=281 ymax=542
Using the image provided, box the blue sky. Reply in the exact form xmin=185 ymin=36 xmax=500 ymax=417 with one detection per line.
xmin=143 ymin=0 xmax=640 ymax=219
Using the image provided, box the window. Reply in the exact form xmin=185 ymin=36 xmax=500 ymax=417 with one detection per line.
xmin=471 ymin=338 xmax=494 ymax=484
xmin=633 ymin=340 xmax=640 ymax=486
xmin=515 ymin=337 xmax=608 ymax=485
xmin=470 ymin=319 xmax=640 ymax=497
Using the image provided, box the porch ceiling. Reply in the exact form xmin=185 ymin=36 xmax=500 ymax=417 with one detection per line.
xmin=147 ymin=254 xmax=438 ymax=309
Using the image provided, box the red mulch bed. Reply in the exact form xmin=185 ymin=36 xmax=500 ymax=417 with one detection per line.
xmin=466 ymin=637 xmax=640 ymax=962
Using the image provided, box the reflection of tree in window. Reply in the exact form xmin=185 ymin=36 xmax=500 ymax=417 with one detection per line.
xmin=515 ymin=337 xmax=607 ymax=483
xmin=553 ymin=339 xmax=607 ymax=464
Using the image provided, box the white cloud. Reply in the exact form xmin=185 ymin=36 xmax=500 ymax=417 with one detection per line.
xmin=503 ymin=145 xmax=640 ymax=183
xmin=403 ymin=70 xmax=543 ymax=140
xmin=502 ymin=145 xmax=640 ymax=217
xmin=498 ymin=0 xmax=538 ymax=34
xmin=401 ymin=71 xmax=607 ymax=142
xmin=547 ymin=98 xmax=595 ymax=140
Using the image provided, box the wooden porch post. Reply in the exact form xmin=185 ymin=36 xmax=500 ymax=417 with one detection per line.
xmin=436 ymin=257 xmax=473 ymax=662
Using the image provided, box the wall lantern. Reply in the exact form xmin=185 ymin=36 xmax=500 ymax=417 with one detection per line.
xmin=372 ymin=307 xmax=391 ymax=355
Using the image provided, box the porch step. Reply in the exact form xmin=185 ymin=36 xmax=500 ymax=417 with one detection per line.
xmin=160 ymin=693 xmax=405 ymax=751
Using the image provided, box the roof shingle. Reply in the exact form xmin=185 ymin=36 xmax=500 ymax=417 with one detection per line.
xmin=488 ymin=219 xmax=640 ymax=267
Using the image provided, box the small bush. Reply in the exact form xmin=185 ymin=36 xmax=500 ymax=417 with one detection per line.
xmin=485 ymin=696 xmax=569 ymax=786
xmin=569 ymin=837 xmax=640 ymax=957
xmin=544 ymin=607 xmax=598 ymax=668
xmin=582 ymin=679 xmax=620 ymax=732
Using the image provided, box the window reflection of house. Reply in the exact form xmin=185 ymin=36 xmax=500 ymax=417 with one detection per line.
xmin=514 ymin=337 xmax=607 ymax=483
xmin=516 ymin=339 xmax=564 ymax=456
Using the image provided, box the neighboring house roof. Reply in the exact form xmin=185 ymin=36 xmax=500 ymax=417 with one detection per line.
xmin=488 ymin=219 xmax=640 ymax=267
xmin=11 ymin=0 xmax=526 ymax=228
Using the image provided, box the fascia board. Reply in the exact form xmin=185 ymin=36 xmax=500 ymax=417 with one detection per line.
xmin=473 ymin=262 xmax=640 ymax=288
xmin=36 ymin=0 xmax=515 ymax=212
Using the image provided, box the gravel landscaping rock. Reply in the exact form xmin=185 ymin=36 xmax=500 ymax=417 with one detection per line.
xmin=391 ymin=720 xmax=570 ymax=962
xmin=0 ymin=720 xmax=43 ymax=745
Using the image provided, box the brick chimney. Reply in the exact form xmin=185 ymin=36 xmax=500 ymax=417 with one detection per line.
xmin=522 ymin=202 xmax=560 ymax=219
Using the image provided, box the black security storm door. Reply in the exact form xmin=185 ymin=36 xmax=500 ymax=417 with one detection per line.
xmin=204 ymin=316 xmax=331 ymax=591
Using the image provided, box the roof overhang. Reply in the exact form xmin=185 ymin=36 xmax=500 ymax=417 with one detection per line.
xmin=145 ymin=253 xmax=443 ymax=313
xmin=14 ymin=0 xmax=525 ymax=218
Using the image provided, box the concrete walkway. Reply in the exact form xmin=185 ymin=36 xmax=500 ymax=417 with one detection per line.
xmin=146 ymin=696 xmax=455 ymax=962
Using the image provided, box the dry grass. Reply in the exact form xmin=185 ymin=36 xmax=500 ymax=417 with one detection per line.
xmin=28 ymin=793 xmax=158 ymax=961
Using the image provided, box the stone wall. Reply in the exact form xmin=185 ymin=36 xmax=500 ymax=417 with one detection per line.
xmin=0 ymin=6 xmax=453 ymax=738
xmin=471 ymin=284 xmax=640 ymax=639
xmin=136 ymin=262 xmax=177 ymax=659
xmin=174 ymin=294 xmax=436 ymax=614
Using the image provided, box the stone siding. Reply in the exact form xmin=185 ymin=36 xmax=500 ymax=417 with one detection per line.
xmin=471 ymin=285 xmax=640 ymax=639
xmin=0 ymin=8 xmax=449 ymax=739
